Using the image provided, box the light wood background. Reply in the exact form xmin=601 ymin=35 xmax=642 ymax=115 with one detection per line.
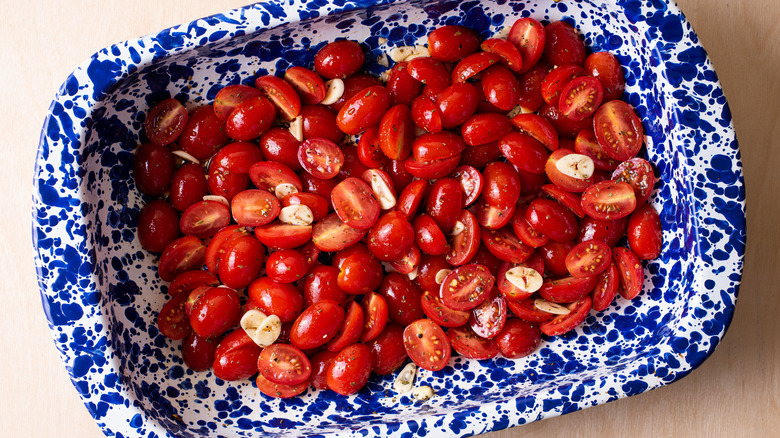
xmin=1 ymin=1 xmax=776 ymax=437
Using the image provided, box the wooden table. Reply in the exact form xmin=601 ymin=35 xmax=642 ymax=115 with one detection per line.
xmin=2 ymin=1 xmax=775 ymax=436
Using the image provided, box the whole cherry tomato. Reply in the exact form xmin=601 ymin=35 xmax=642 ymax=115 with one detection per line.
xmin=213 ymin=329 xmax=262 ymax=381
xmin=133 ymin=142 xmax=174 ymax=196
xmin=364 ymin=323 xmax=408 ymax=375
xmin=138 ymin=200 xmax=180 ymax=253
xmin=314 ymin=40 xmax=365 ymax=79
xmin=627 ymin=203 xmax=663 ymax=259
xmin=188 ymin=286 xmax=242 ymax=338
xmin=428 ymin=25 xmax=480 ymax=62
xmin=326 ymin=343 xmax=373 ymax=395
xmin=290 ymin=300 xmax=345 ymax=350
xmin=494 ymin=318 xmax=541 ymax=359
xmin=179 ymin=105 xmax=229 ymax=160
xmin=366 ymin=211 xmax=415 ymax=261
xmin=181 ymin=332 xmax=218 ymax=372
xmin=248 ymin=276 xmax=304 ymax=323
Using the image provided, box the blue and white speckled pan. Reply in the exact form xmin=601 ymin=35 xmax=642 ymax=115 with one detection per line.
xmin=32 ymin=0 xmax=746 ymax=437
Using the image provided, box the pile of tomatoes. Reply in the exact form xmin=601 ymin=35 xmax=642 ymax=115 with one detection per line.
xmin=135 ymin=17 xmax=663 ymax=399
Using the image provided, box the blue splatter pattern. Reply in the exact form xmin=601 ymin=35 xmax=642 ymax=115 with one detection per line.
xmin=32 ymin=0 xmax=745 ymax=437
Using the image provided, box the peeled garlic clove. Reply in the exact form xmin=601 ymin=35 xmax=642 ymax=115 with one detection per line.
xmin=387 ymin=45 xmax=429 ymax=62
xmin=534 ymin=298 xmax=571 ymax=315
xmin=506 ymin=105 xmax=532 ymax=118
xmin=202 ymin=195 xmax=229 ymax=207
xmin=241 ymin=309 xmax=282 ymax=347
xmin=393 ymin=362 xmax=417 ymax=394
xmin=289 ymin=116 xmax=304 ymax=142
xmin=274 ymin=183 xmax=298 ymax=200
xmin=319 ymin=79 xmax=345 ymax=106
xmin=369 ymin=172 xmax=397 ymax=210
xmin=435 ymin=269 xmax=452 ymax=285
xmin=450 ymin=221 xmax=465 ymax=236
xmin=411 ymin=385 xmax=435 ymax=402
xmin=505 ymin=266 xmax=543 ymax=293
xmin=407 ymin=265 xmax=419 ymax=281
xmin=172 ymin=150 xmax=201 ymax=164
xmin=555 ymin=153 xmax=595 ymax=180
xmin=278 ymin=205 xmax=313 ymax=226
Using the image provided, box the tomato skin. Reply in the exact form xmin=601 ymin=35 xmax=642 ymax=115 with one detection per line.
xmin=539 ymin=102 xmax=593 ymax=139
xmin=218 ymin=235 xmax=265 ymax=289
xmin=309 ymin=350 xmax=338 ymax=390
xmin=526 ymin=198 xmax=578 ymax=243
xmin=481 ymin=162 xmax=522 ymax=210
xmin=144 ymin=98 xmax=188 ymax=146
xmin=181 ymin=332 xmax=218 ymax=372
xmin=506 ymin=297 xmax=554 ymax=323
xmin=379 ymin=273 xmax=425 ymax=326
xmin=170 ymin=163 xmax=208 ymax=212
xmin=541 ymin=65 xmax=586 ymax=106
xmin=627 ymin=203 xmax=663 ymax=259
xmin=377 ymin=104 xmax=415 ymax=161
xmin=301 ymin=265 xmax=347 ymax=308
xmin=168 ymin=270 xmax=219 ymax=297
xmin=213 ymin=329 xmax=262 ymax=380
xmin=539 ymin=240 xmax=576 ymax=278
xmin=470 ymin=290 xmax=507 ymax=339
xmin=300 ymin=104 xmax=344 ymax=144
xmin=516 ymin=61 xmax=550 ymax=112
xmin=539 ymin=275 xmax=598 ymax=304
xmin=612 ymin=157 xmax=656 ymax=207
xmin=214 ymin=84 xmax=263 ymax=120
xmin=333 ymin=243 xmax=382 ymax=294
xmin=337 ymin=86 xmax=391 ymax=135
xmin=179 ymin=105 xmax=230 ymax=160
xmin=208 ymin=164 xmax=250 ymax=201
xmin=581 ymin=180 xmax=637 ymax=220
xmin=263 ymin=249 xmax=306 ymax=284
xmin=452 ymin=52 xmax=501 ymax=83
xmin=403 ymin=319 xmax=451 ymax=371
xmin=284 ymin=66 xmax=326 ymax=105
xmin=413 ymin=131 xmax=466 ymax=161
xmin=499 ymin=132 xmax=549 ymax=174
xmin=212 ymin=140 xmax=264 ymax=172
xmin=440 ymin=264 xmax=496 ymax=311
xmin=367 ymin=211 xmax=415 ymax=262
xmin=543 ymin=21 xmax=587 ymax=67
xmin=559 ymin=76 xmax=604 ymax=121
xmin=387 ymin=62 xmax=423 ymax=105
xmin=314 ymin=40 xmax=365 ymax=79
xmin=407 ymin=57 xmax=452 ymax=90
xmin=256 ymin=373 xmax=308 ymax=399
xmin=436 ymin=82 xmax=479 ymax=128
xmin=282 ymin=192 xmax=329 ymax=222
xmin=290 ymin=300 xmax=346 ymax=350
xmin=248 ymin=277 xmax=304 ymax=323
xmin=481 ymin=226 xmax=534 ymax=264
xmin=574 ymin=128 xmax=620 ymax=171
xmin=331 ymin=177 xmax=380 ymax=230
xmin=414 ymin=214 xmax=450 ymax=256
xmin=188 ymin=286 xmax=242 ymax=338
xmin=425 ymin=178 xmax=463 ymax=233
xmin=565 ymin=240 xmax=612 ymax=278
xmin=255 ymin=222 xmax=312 ymax=249
xmin=260 ymin=127 xmax=302 ymax=171
xmin=447 ymin=210 xmax=481 ymax=266
xmin=364 ymin=323 xmax=408 ymax=375
xmin=593 ymin=100 xmax=644 ymax=161
xmin=507 ymin=17 xmax=546 ymax=74
xmin=448 ymin=325 xmax=499 ymax=360
xmin=411 ymin=95 xmax=443 ymax=133
xmin=404 ymin=154 xmax=461 ymax=180
xmin=540 ymin=296 xmax=592 ymax=336
xmin=138 ymin=200 xmax=180 ymax=253
xmin=428 ymin=25 xmax=480 ymax=62
xmin=497 ymin=261 xmax=535 ymax=301
xmin=249 ymin=161 xmax=302 ymax=193
xmin=461 ymin=140 xmax=502 ymax=170
xmin=592 ymin=262 xmax=619 ymax=311
xmin=133 ymin=142 xmax=175 ymax=196
xmin=481 ymin=37 xmax=524 ymax=72
xmin=461 ymin=113 xmax=513 ymax=147
xmin=481 ymin=64 xmax=522 ymax=111
xmin=312 ymin=213 xmax=368 ymax=253
xmin=158 ymin=236 xmax=207 ymax=282
xmin=158 ymin=293 xmax=193 ymax=340
xmin=327 ymin=344 xmax=373 ymax=395
xmin=205 ymin=225 xmax=249 ymax=272
xmin=614 ymin=247 xmax=644 ymax=299
xmin=494 ymin=318 xmax=542 ymax=359
xmin=414 ymin=254 xmax=452 ymax=293
xmin=512 ymin=207 xmax=549 ymax=248
xmin=396 ymin=179 xmax=428 ymax=218
xmin=255 ymin=74 xmax=302 ymax=121
xmin=585 ymin=51 xmax=625 ymax=102
xmin=420 ymin=290 xmax=470 ymax=328
xmin=360 ymin=292 xmax=389 ymax=343
xmin=577 ymin=216 xmax=628 ymax=247
xmin=325 ymin=301 xmax=364 ymax=352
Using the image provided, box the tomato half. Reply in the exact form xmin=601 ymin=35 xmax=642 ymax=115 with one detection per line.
xmin=506 ymin=297 xmax=554 ymax=323
xmin=481 ymin=64 xmax=521 ymax=111
xmin=230 ymin=189 xmax=281 ymax=227
xmin=540 ymin=296 xmax=592 ymax=336
xmin=575 ymin=128 xmax=621 ymax=170
xmin=612 ymin=157 xmax=656 ymax=206
xmin=403 ymin=319 xmax=451 ymax=371
xmin=333 ymin=243 xmax=383 ymax=294
xmin=225 ymin=95 xmax=277 ymax=141
xmin=387 ymin=61 xmax=423 ymax=105
xmin=255 ymin=74 xmax=302 ymax=121
xmin=258 ymin=344 xmax=312 ymax=385
xmin=360 ymin=292 xmax=389 ymax=343
xmin=565 ymin=240 xmax=612 ymax=278
xmin=407 ymin=56 xmax=452 ymax=89
xmin=614 ymin=247 xmax=644 ymax=299
xmin=144 ymin=98 xmax=188 ymax=146
xmin=481 ymin=37 xmax=524 ymax=72
xmin=214 ymin=84 xmax=263 ymax=120
xmin=379 ymin=104 xmax=415 ymax=160
xmin=366 ymin=211 xmax=415 ymax=261
xmin=539 ymin=276 xmax=598 ymax=304
xmin=440 ymin=264 xmax=496 ymax=311
xmin=581 ymin=180 xmax=637 ymax=220
xmin=364 ymin=323 xmax=409 ymax=375
xmin=312 ymin=213 xmax=369 ymax=252
xmin=325 ymin=301 xmax=365 ymax=352
xmin=420 ymin=290 xmax=470 ymax=328
xmin=255 ymin=222 xmax=312 ymax=249
xmin=559 ymin=76 xmax=603 ymax=121
xmin=585 ymin=51 xmax=626 ymax=102
xmin=284 ymin=66 xmax=326 ymax=105
xmin=158 ymin=293 xmax=192 ymax=340
xmin=337 ymin=86 xmax=391 ymax=135
xmin=448 ymin=325 xmax=499 ymax=360
xmin=627 ymin=202 xmax=663 ymax=259
xmin=591 ymin=262 xmax=619 ymax=311
xmin=217 ymin=235 xmax=265 ymax=289
xmin=593 ymin=100 xmax=644 ymax=161
xmin=507 ymin=17 xmax=546 ymax=74
xmin=447 ymin=210 xmax=481 ymax=266
xmin=248 ymin=276 xmax=304 ymax=323
xmin=525 ymin=198 xmax=578 ymax=243
xmin=158 ymin=236 xmax=207 ymax=282
xmin=314 ymin=40 xmax=365 ymax=79
xmin=256 ymin=373 xmax=308 ymax=399
xmin=188 ymin=286 xmax=242 ymax=338
xmin=212 ymin=330 xmax=262 ymax=380
xmin=482 ymin=227 xmax=534 ymax=264
xmin=297 ymin=138 xmax=344 ymax=180
xmin=331 ymin=177 xmax=380 ymax=230
xmin=469 ymin=290 xmax=507 ymax=339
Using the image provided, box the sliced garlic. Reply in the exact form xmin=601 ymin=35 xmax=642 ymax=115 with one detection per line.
xmin=320 ymin=79 xmax=345 ymax=106
xmin=241 ymin=310 xmax=282 ymax=347
xmin=393 ymin=362 xmax=417 ymax=394
xmin=377 ymin=37 xmax=388 ymax=45
xmin=376 ymin=53 xmax=390 ymax=68
xmin=435 ymin=269 xmax=452 ymax=285
xmin=274 ymin=183 xmax=298 ymax=200
xmin=494 ymin=25 xmax=512 ymax=40
xmin=370 ymin=172 xmax=397 ymax=210
xmin=505 ymin=266 xmax=543 ymax=293
xmin=387 ymin=45 xmax=429 ymax=62
xmin=555 ymin=153 xmax=595 ymax=180
xmin=411 ymin=385 xmax=435 ymax=402
xmin=378 ymin=69 xmax=392 ymax=83
xmin=382 ymin=261 xmax=398 ymax=273
xmin=450 ymin=221 xmax=466 ymax=236
xmin=202 ymin=195 xmax=229 ymax=207
xmin=533 ymin=298 xmax=571 ymax=315
xmin=172 ymin=150 xmax=201 ymax=164
xmin=288 ymin=115 xmax=304 ymax=142
xmin=278 ymin=205 xmax=313 ymax=226
xmin=407 ymin=265 xmax=419 ymax=281
xmin=506 ymin=105 xmax=533 ymax=119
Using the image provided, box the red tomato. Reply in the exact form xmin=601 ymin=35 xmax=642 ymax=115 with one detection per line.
xmin=436 ymin=82 xmax=479 ymax=128
xmin=440 ymin=264 xmax=495 ymax=311
xmin=545 ymin=148 xmax=595 ymax=193
xmin=133 ymin=142 xmax=174 ymax=196
xmin=225 ymin=96 xmax=277 ymax=141
xmin=218 ymin=235 xmax=265 ymax=289
xmin=168 ymin=270 xmax=219 ymax=297
xmin=411 ymin=95 xmax=443 ymax=133
xmin=593 ymin=100 xmax=644 ymax=161
xmin=592 ymin=262 xmax=619 ymax=311
xmin=213 ymin=330 xmax=261 ymax=381
xmin=428 ymin=25 xmax=480 ymax=62
xmin=539 ymin=102 xmax=593 ymax=139
xmin=540 ymin=296 xmax=592 ymax=336
xmin=612 ymin=157 xmax=656 ymax=206
xmin=291 ymin=300 xmax=345 ymax=350
xmin=481 ymin=37 xmax=524 ymax=72
xmin=414 ymin=214 xmax=450 ymax=256
xmin=516 ymin=61 xmax=550 ymax=112
xmin=577 ymin=216 xmax=628 ymax=247
xmin=284 ymin=66 xmax=326 ymax=105
xmin=481 ymin=64 xmax=521 ymax=111
xmin=506 ymin=297 xmax=554 ymax=323
xmin=494 ymin=318 xmax=542 ymax=358
xmin=255 ymin=373 xmax=308 ymax=399
xmin=138 ymin=200 xmax=180 ymax=253
xmin=512 ymin=208 xmax=549 ymax=248
xmin=260 ymin=127 xmax=303 ymax=171
xmin=452 ymin=52 xmax=501 ymax=83
xmin=403 ymin=319 xmax=451 ymax=371
xmin=325 ymin=301 xmax=364 ymax=352
xmin=365 ymin=323 xmax=408 ymax=375
xmin=510 ymin=113 xmax=559 ymax=151
xmin=387 ymin=62 xmax=423 ymax=105
xmin=447 ymin=210 xmax=481 ymax=266
xmin=211 ymin=141 xmax=264 ymax=173
xmin=404 ymin=154 xmax=461 ymax=180
xmin=336 ymin=86 xmax=391 ymax=135
xmin=158 ymin=293 xmax=192 ymax=340
xmin=420 ymin=290 xmax=470 ymax=328
xmin=461 ymin=140 xmax=502 ymax=170
xmin=541 ymin=65 xmax=585 ymax=107
xmin=208 ymin=164 xmax=250 ymax=201
xmin=181 ymin=332 xmax=218 ymax=371
xmin=327 ymin=343 xmax=373 ymax=395
xmin=158 ymin=236 xmax=206 ymax=282
xmin=214 ymin=84 xmax=263 ymax=120
xmin=333 ymin=243 xmax=383 ymax=294
xmin=627 ymin=203 xmax=663 ymax=259
xmin=297 ymin=138 xmax=344 ymax=180
xmin=282 ymin=192 xmax=329 ymax=222
xmin=541 ymin=184 xmax=586 ymax=218
xmin=205 ymin=225 xmax=250 ymax=272
xmin=581 ymin=180 xmax=637 ymax=220
xmin=415 ymin=254 xmax=453 ymax=293
xmin=366 ymin=211 xmax=415 ymax=261
xmin=357 ymin=125 xmax=388 ymax=168
xmin=258 ymin=344 xmax=312 ymax=385
xmin=452 ymin=165 xmax=483 ymax=207
xmin=539 ymin=275 xmax=598 ymax=304
xmin=329 ymin=74 xmax=383 ymax=112
xmin=539 ymin=240 xmax=576 ymax=278
xmin=230 ymin=189 xmax=280 ymax=227
xmin=301 ymin=172 xmax=340 ymax=198
xmin=339 ymin=144 xmax=371 ymax=181
xmin=301 ymin=104 xmax=344 ymax=143
xmin=265 ymin=249 xmax=308 ymax=284
xmin=302 ymin=265 xmax=347 ymax=308
xmin=169 ymin=163 xmax=208 ymax=212
xmin=470 ymin=290 xmax=507 ymax=339
xmin=448 ymin=325 xmax=499 ymax=360
xmin=585 ymin=51 xmax=625 ymax=102
xmin=144 ymin=98 xmax=188 ymax=146
xmin=360 ymin=292 xmax=389 ymax=343
xmin=481 ymin=227 xmax=534 ymax=264
xmin=396 ymin=179 xmax=429 ymax=218
xmin=544 ymin=21 xmax=586 ymax=66
xmin=379 ymin=273 xmax=424 ymax=326
xmin=481 ymin=162 xmax=521 ymax=209
xmin=525 ymin=198 xmax=578 ymax=243
xmin=314 ymin=40 xmax=364 ymax=79
xmin=309 ymin=350 xmax=338 ymax=390
xmin=559 ymin=77 xmax=604 ymax=121
xmin=179 ymin=105 xmax=229 ymax=160
xmin=507 ymin=17 xmax=546 ymax=74
xmin=413 ymin=131 xmax=466 ymax=161
xmin=461 ymin=113 xmax=513 ymax=146
xmin=425 ymin=178 xmax=463 ymax=233
xmin=312 ymin=213 xmax=369 ymax=252
xmin=188 ymin=286 xmax=242 ymax=338
xmin=476 ymin=197 xmax=514 ymax=229
xmin=499 ymin=132 xmax=549 ymax=174
xmin=255 ymin=222 xmax=312 ymax=249
xmin=565 ymin=240 xmax=612 ymax=278
xmin=255 ymin=74 xmax=302 ymax=121
xmin=248 ymin=276 xmax=304 ymax=323
xmin=249 ymin=161 xmax=302 ymax=193
xmin=378 ymin=104 xmax=414 ymax=160
xmin=575 ymin=128 xmax=620 ymax=170
xmin=407 ymin=57 xmax=452 ymax=89
xmin=497 ymin=261 xmax=536 ymax=301
xmin=614 ymin=247 xmax=644 ymax=299
xmin=331 ymin=177 xmax=380 ymax=230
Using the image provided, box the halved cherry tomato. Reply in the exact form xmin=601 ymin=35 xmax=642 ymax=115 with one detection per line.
xmin=138 ymin=200 xmax=180 ymax=253
xmin=436 ymin=82 xmax=479 ymax=128
xmin=413 ymin=131 xmax=466 ymax=161
xmin=230 ymin=189 xmax=280 ymax=227
xmin=461 ymin=113 xmax=513 ymax=147
xmin=158 ymin=293 xmax=192 ymax=340
xmin=248 ymin=276 xmax=304 ymax=323
xmin=540 ymin=296 xmax=592 ymax=336
xmin=364 ymin=323 xmax=408 ymax=375
xmin=333 ymin=243 xmax=383 ymax=294
xmin=326 ymin=343 xmax=373 ymax=395
xmin=387 ymin=61 xmax=423 ymax=105
xmin=506 ymin=297 xmax=554 ymax=323
xmin=581 ymin=180 xmax=637 ymax=220
xmin=158 ymin=236 xmax=206 ymax=282
xmin=312 ymin=213 xmax=369 ymax=252
xmin=448 ymin=325 xmax=499 ymax=360
xmin=541 ymin=184 xmax=586 ymax=218
xmin=512 ymin=208 xmax=549 ymax=248
xmin=297 ymin=138 xmax=344 ymax=180
xmin=258 ymin=344 xmax=312 ymax=385
xmin=284 ymin=66 xmax=326 ymax=105
xmin=291 ymin=300 xmax=345 ymax=350
xmin=213 ymin=330 xmax=261 ymax=380
xmin=360 ymin=292 xmax=389 ymax=343
xmin=481 ymin=162 xmax=521 ymax=209
xmin=282 ymin=192 xmax=329 ymax=222
xmin=404 ymin=154 xmax=461 ymax=179
xmin=217 ymin=235 xmax=265 ymax=289
xmin=214 ymin=84 xmax=263 ymax=120
xmin=379 ymin=104 xmax=415 ymax=160
xmin=452 ymin=165 xmax=483 ymax=207
xmin=612 ymin=157 xmax=656 ymax=206
xmin=411 ymin=95 xmax=443 ymax=133
xmin=541 ymin=65 xmax=585 ymax=106
xmin=544 ymin=21 xmax=587 ymax=66
xmin=428 ymin=25 xmax=480 ymax=62
xmin=331 ymin=177 xmax=380 ymax=230
xmin=188 ymin=286 xmax=242 ymax=338
xmin=403 ymin=319 xmax=451 ymax=371
xmin=212 ymin=141 xmax=264 ymax=173
xmin=314 ymin=40 xmax=365 ymax=79
xmin=507 ymin=17 xmax=546 ymax=74
xmin=545 ymin=148 xmax=595 ymax=193
xmin=169 ymin=163 xmax=209 ymax=212
xmin=494 ymin=318 xmax=542 ymax=358
xmin=390 ymin=244 xmax=422 ymax=275
xmin=133 ymin=143 xmax=175 ymax=196
xmin=302 ymin=265 xmax=347 ymax=307
xmin=497 ymin=261 xmax=537 ymax=301
xmin=577 ymin=216 xmax=628 ymax=247
xmin=627 ymin=203 xmax=663 ymax=259
xmin=414 ymin=214 xmax=450 ymax=256
xmin=325 ymin=301 xmax=365 ymax=352
xmin=592 ymin=262 xmax=619 ymax=311
xmin=379 ymin=273 xmax=425 ymax=326
xmin=440 ymin=264 xmax=495 ymax=311
xmin=499 ymin=132 xmax=549 ymax=174
xmin=539 ymin=102 xmax=594 ymax=139
xmin=539 ymin=275 xmax=598 ymax=304
xmin=265 ymin=248 xmax=308 ymax=283
xmin=301 ymin=104 xmax=344 ymax=143
xmin=168 ymin=270 xmax=219 ymax=297
xmin=355 ymin=126 xmax=385 ymax=169
xmin=249 ymin=161 xmax=303 ymax=193
xmin=614 ymin=247 xmax=644 ymax=299
xmin=256 ymin=373 xmax=308 ymax=399
xmin=144 ymin=98 xmax=188 ymax=146
xmin=208 ymin=163 xmax=250 ymax=201
xmin=255 ymin=75 xmax=302 ymax=121
xmin=337 ymin=86 xmax=391 ymax=135
xmin=526 ymin=198 xmax=578 ymax=243
xmin=182 ymin=332 xmax=218 ymax=372
xmin=407 ymin=57 xmax=452 ymax=89
xmin=481 ymin=64 xmax=521 ymax=111
xmin=482 ymin=227 xmax=534 ymax=264
xmin=447 ymin=210 xmax=481 ymax=266
xmin=179 ymin=105 xmax=229 ymax=160
xmin=470 ymin=290 xmax=507 ymax=339
xmin=452 ymin=52 xmax=501 ymax=83
xmin=415 ymin=254 xmax=453 ymax=292
xmin=559 ymin=76 xmax=603 ymax=121
xmin=425 ymin=178 xmax=463 ymax=233
xmin=255 ymin=222 xmax=312 ymax=249
xmin=481 ymin=38 xmax=524 ymax=72
xmin=205 ymin=225 xmax=249 ymax=272
xmin=593 ymin=100 xmax=644 ymax=161
xmin=225 ymin=95 xmax=277 ymax=141
xmin=471 ymin=243 xmax=506 ymax=276
xmin=539 ymin=240 xmax=576 ymax=277
xmin=585 ymin=51 xmax=625 ymax=102
xmin=396 ymin=180 xmax=428 ymax=218
xmin=575 ymin=128 xmax=620 ymax=170
xmin=420 ymin=290 xmax=470 ymax=328
xmin=565 ymin=240 xmax=612 ymax=278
